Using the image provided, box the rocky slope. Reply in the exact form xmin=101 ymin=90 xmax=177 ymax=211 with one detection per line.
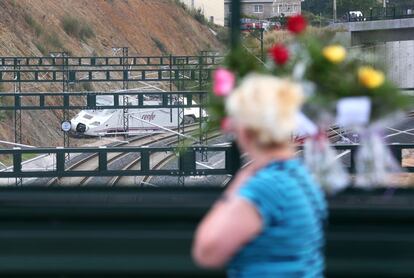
xmin=0 ymin=0 xmax=222 ymax=147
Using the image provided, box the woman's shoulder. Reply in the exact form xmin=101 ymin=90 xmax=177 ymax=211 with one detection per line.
xmin=240 ymin=158 xmax=323 ymax=201
xmin=250 ymin=159 xmax=304 ymax=183
xmin=238 ymin=160 xmax=299 ymax=198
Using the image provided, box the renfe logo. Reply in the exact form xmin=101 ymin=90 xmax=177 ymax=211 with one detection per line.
xmin=141 ymin=112 xmax=156 ymax=122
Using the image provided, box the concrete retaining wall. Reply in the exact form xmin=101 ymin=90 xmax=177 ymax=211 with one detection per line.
xmin=351 ymin=40 xmax=414 ymax=88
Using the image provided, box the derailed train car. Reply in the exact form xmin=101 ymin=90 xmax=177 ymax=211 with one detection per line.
xmin=70 ymin=95 xmax=205 ymax=137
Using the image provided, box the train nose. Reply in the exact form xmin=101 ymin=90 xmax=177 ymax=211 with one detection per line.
xmin=76 ymin=123 xmax=87 ymax=133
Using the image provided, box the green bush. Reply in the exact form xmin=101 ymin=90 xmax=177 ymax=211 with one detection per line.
xmin=192 ymin=8 xmax=206 ymax=24
xmin=62 ymin=15 xmax=95 ymax=41
xmin=62 ymin=16 xmax=80 ymax=36
xmin=34 ymin=42 xmax=47 ymax=55
xmin=216 ymin=27 xmax=229 ymax=45
xmin=81 ymin=83 xmax=94 ymax=92
xmin=23 ymin=13 xmax=43 ymax=37
xmin=152 ymin=37 xmax=168 ymax=54
xmin=79 ymin=24 xmax=94 ymax=40
xmin=173 ymin=0 xmax=207 ymax=25
xmin=173 ymin=0 xmax=187 ymax=11
xmin=44 ymin=32 xmax=63 ymax=49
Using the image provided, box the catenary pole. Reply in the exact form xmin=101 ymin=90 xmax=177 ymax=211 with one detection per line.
xmin=231 ymin=0 xmax=241 ymax=49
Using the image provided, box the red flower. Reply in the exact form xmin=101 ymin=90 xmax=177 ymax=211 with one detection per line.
xmin=269 ymin=44 xmax=289 ymax=65
xmin=287 ymin=15 xmax=307 ymax=34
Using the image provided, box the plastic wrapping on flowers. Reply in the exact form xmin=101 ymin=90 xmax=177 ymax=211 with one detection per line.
xmin=208 ymin=14 xmax=412 ymax=194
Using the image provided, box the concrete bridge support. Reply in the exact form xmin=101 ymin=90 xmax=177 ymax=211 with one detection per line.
xmin=354 ymin=41 xmax=414 ymax=89
xmin=336 ymin=18 xmax=414 ymax=88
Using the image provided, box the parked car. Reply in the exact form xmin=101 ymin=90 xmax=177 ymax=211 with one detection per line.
xmin=348 ymin=11 xmax=365 ymax=22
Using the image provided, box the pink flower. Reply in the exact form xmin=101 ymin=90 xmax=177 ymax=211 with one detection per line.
xmin=213 ymin=68 xmax=235 ymax=97
xmin=220 ymin=117 xmax=233 ymax=133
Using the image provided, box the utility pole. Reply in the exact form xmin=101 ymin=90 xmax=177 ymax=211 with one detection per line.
xmin=14 ymin=59 xmax=22 ymax=186
xmin=333 ymin=0 xmax=337 ymax=22
xmin=122 ymin=47 xmax=129 ymax=139
xmin=383 ymin=0 xmax=387 ymax=8
xmin=113 ymin=46 xmax=130 ymax=138
xmin=230 ymin=0 xmax=241 ymax=49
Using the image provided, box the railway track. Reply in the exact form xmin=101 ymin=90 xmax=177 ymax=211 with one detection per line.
xmin=44 ymin=111 xmax=414 ymax=187
xmin=113 ymin=132 xmax=222 ymax=186
xmin=48 ymin=123 xmax=201 ymax=186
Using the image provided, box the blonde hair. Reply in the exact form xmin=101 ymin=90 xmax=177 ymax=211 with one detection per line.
xmin=226 ymin=74 xmax=304 ymax=146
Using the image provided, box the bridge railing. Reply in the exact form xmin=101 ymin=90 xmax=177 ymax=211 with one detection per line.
xmin=347 ymin=6 xmax=414 ymax=22
xmin=303 ymin=144 xmax=414 ymax=174
xmin=0 ymin=143 xmax=412 ymax=181
xmin=0 ymin=146 xmax=239 ymax=179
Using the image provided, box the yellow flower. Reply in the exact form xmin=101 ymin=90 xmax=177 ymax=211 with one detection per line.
xmin=322 ymin=45 xmax=347 ymax=64
xmin=358 ymin=66 xmax=385 ymax=89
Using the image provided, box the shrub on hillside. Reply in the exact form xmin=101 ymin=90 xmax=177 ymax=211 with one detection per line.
xmin=173 ymin=0 xmax=207 ymax=25
xmin=23 ymin=13 xmax=43 ymax=37
xmin=152 ymin=37 xmax=168 ymax=54
xmin=192 ymin=8 xmax=206 ymax=24
xmin=44 ymin=32 xmax=64 ymax=49
xmin=81 ymin=83 xmax=94 ymax=92
xmin=62 ymin=15 xmax=95 ymax=41
xmin=216 ymin=27 xmax=229 ymax=45
xmin=34 ymin=42 xmax=47 ymax=55
xmin=173 ymin=0 xmax=187 ymax=11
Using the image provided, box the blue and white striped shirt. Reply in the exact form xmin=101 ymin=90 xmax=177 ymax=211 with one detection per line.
xmin=228 ymin=159 xmax=327 ymax=278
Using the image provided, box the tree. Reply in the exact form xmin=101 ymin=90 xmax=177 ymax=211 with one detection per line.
xmin=302 ymin=0 xmax=332 ymax=17
xmin=337 ymin=0 xmax=382 ymax=16
xmin=388 ymin=0 xmax=414 ymax=7
xmin=302 ymin=0 xmax=383 ymax=19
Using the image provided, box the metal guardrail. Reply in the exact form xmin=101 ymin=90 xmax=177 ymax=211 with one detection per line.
xmin=0 ymin=146 xmax=239 ymax=178
xmin=321 ymin=144 xmax=412 ymax=173
xmin=0 ymin=144 xmax=412 ymax=180
xmin=0 ymin=91 xmax=208 ymax=110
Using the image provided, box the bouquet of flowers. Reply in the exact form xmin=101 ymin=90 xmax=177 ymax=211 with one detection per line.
xmin=209 ymin=15 xmax=411 ymax=194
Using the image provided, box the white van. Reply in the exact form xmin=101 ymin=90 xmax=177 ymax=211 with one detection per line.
xmin=348 ymin=11 xmax=365 ymax=21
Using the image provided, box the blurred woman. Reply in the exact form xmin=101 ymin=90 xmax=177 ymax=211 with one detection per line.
xmin=192 ymin=74 xmax=327 ymax=277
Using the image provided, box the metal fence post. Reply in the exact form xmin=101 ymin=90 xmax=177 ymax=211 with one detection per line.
xmin=231 ymin=0 xmax=241 ymax=49
xmin=179 ymin=148 xmax=196 ymax=180
xmin=228 ymin=0 xmax=242 ymax=175
xmin=13 ymin=59 xmax=22 ymax=186
xmin=122 ymin=47 xmax=129 ymax=139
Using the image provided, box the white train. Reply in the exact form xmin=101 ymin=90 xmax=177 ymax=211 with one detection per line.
xmin=70 ymin=95 xmax=205 ymax=137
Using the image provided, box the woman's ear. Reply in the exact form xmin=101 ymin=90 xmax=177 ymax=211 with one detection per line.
xmin=236 ymin=126 xmax=255 ymax=153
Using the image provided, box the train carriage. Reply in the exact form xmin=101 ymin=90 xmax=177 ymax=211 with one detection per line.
xmin=70 ymin=95 xmax=205 ymax=137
